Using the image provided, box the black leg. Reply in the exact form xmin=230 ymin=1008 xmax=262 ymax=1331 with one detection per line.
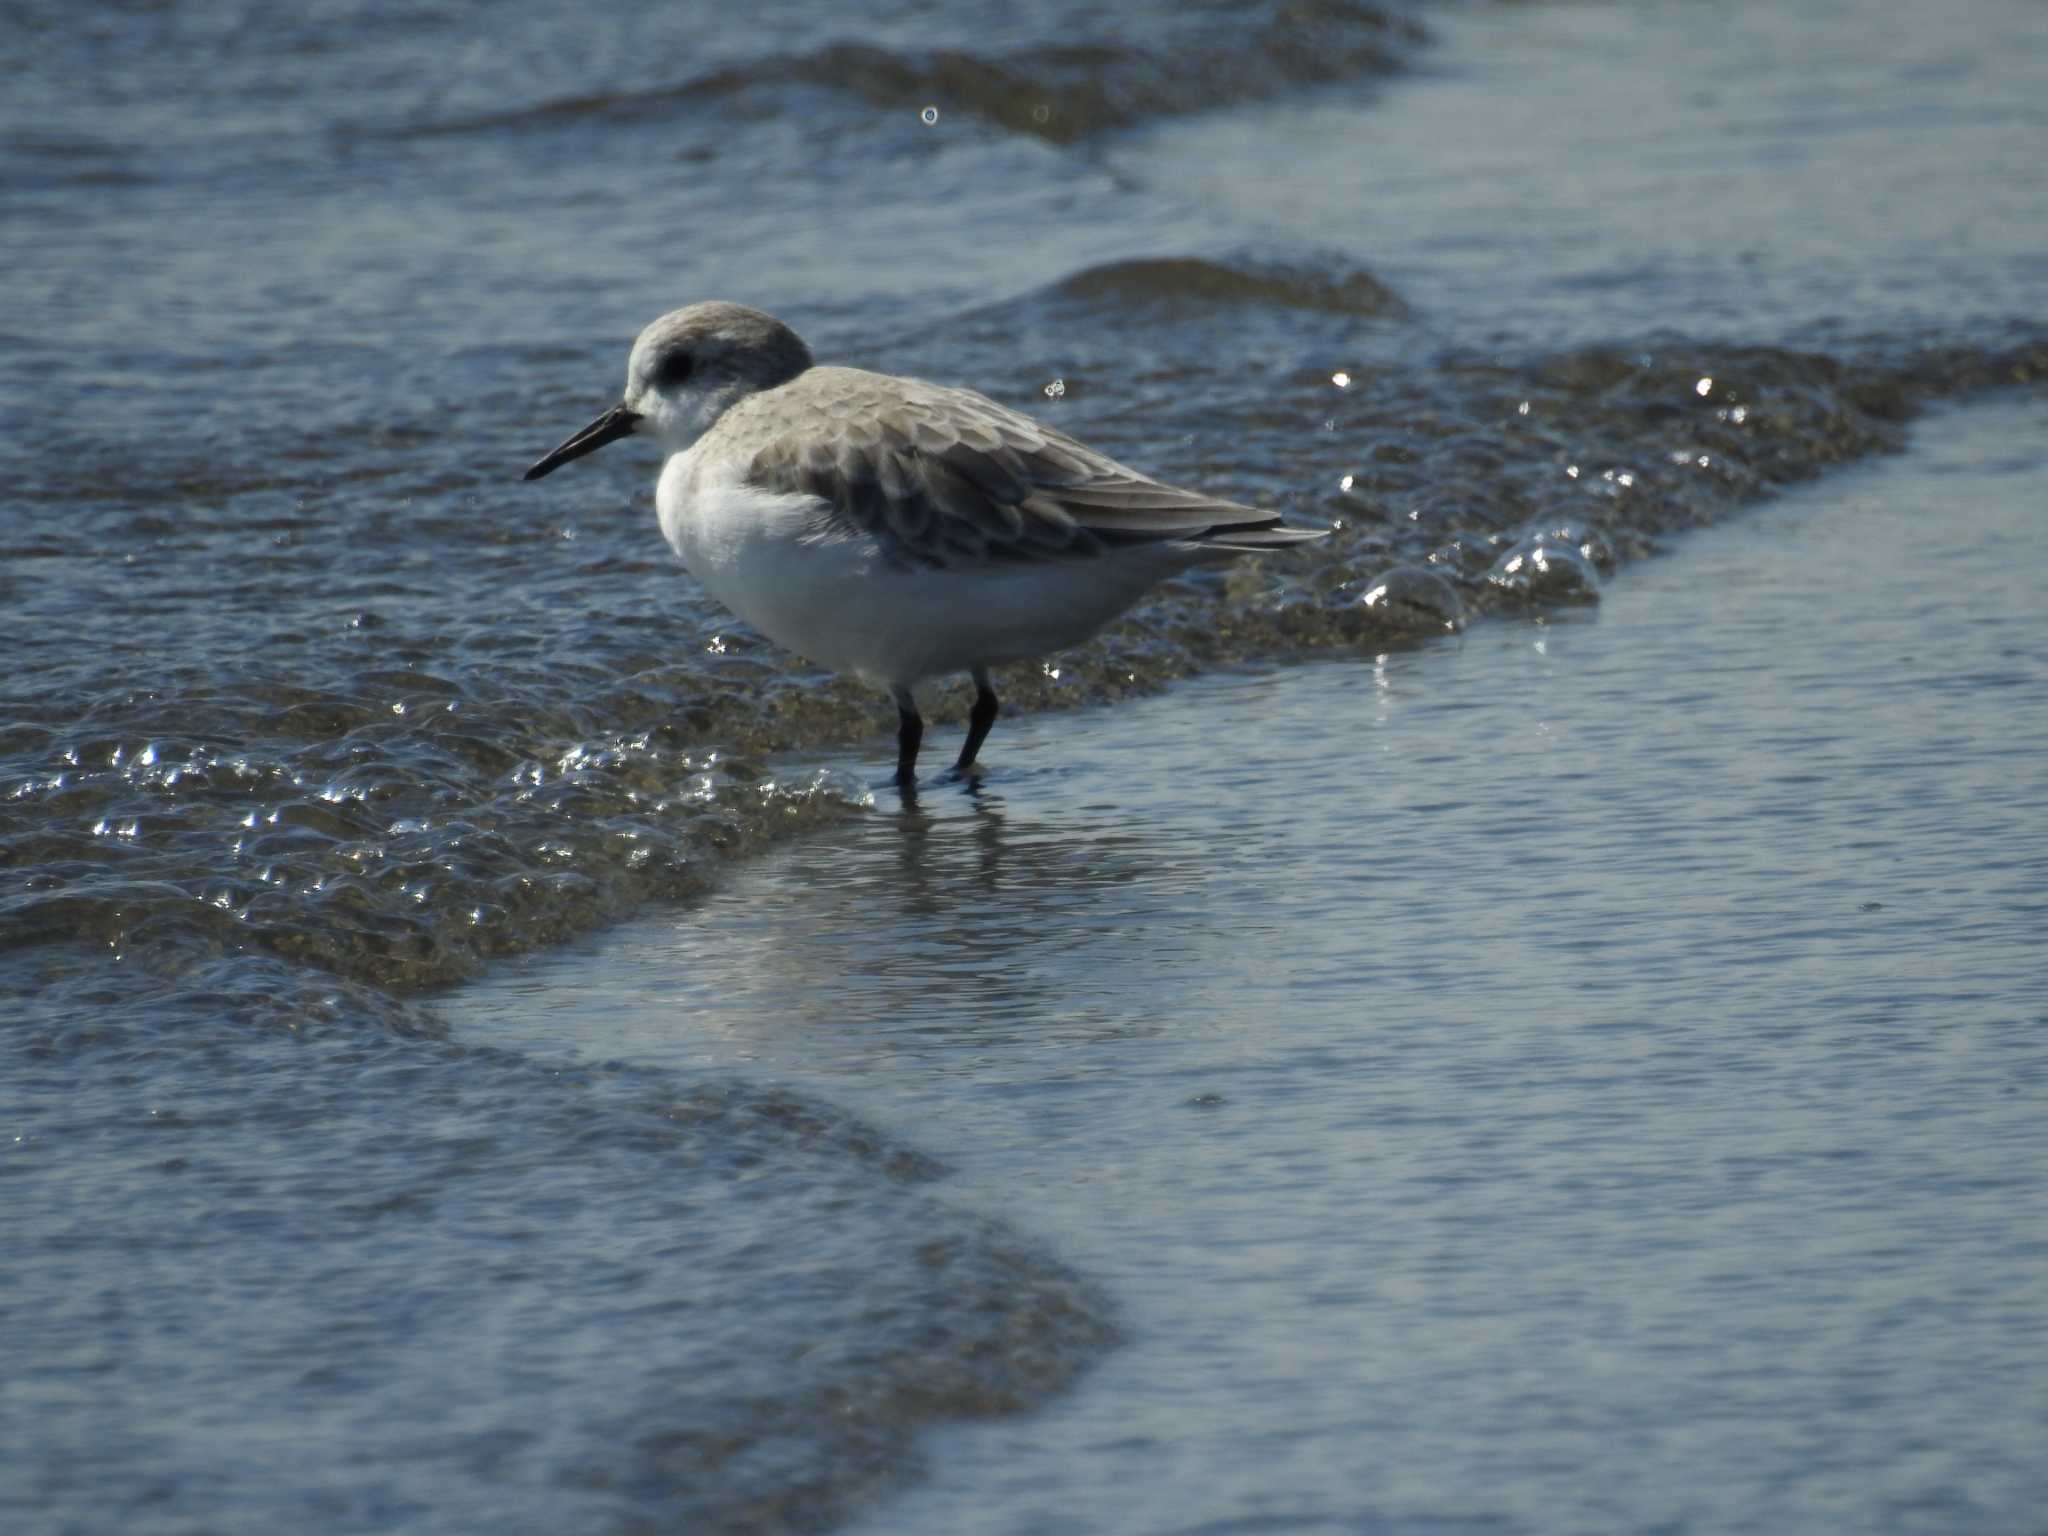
xmin=954 ymin=667 xmax=1000 ymax=775
xmin=893 ymin=687 xmax=923 ymax=785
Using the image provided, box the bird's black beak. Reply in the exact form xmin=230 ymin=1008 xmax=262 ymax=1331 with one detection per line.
xmin=523 ymin=403 xmax=642 ymax=481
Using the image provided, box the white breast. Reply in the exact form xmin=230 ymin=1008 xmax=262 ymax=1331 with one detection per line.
xmin=654 ymin=446 xmax=1184 ymax=688
xmin=657 ymin=448 xmax=899 ymax=679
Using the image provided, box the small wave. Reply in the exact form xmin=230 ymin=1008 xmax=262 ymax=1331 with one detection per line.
xmin=390 ymin=2 xmax=1423 ymax=145
xmin=12 ymin=327 xmax=2042 ymax=1054
xmin=1048 ymin=255 xmax=1406 ymax=317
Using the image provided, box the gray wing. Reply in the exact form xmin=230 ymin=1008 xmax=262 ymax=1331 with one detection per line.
xmin=734 ymin=368 xmax=1326 ymax=570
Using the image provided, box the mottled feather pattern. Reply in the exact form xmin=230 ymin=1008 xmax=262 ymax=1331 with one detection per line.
xmin=727 ymin=366 xmax=1306 ymax=571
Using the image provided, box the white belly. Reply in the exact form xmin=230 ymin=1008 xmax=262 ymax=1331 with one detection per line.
xmin=656 ymin=452 xmax=1170 ymax=688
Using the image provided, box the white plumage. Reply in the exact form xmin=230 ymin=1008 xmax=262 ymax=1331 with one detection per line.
xmin=526 ymin=302 xmax=1326 ymax=784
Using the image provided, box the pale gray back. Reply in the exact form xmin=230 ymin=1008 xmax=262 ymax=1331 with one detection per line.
xmin=716 ymin=366 xmax=1321 ymax=570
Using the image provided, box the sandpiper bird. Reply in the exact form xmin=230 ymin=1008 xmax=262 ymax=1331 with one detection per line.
xmin=524 ymin=302 xmax=1327 ymax=785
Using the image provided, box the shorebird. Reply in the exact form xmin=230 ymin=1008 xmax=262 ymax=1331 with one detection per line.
xmin=524 ymin=302 xmax=1326 ymax=784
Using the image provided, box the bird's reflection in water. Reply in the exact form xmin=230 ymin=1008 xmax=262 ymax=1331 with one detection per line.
xmin=736 ymin=768 xmax=1194 ymax=1053
xmin=886 ymin=773 xmax=1011 ymax=918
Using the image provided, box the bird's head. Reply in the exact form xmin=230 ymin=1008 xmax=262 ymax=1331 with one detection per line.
xmin=523 ymin=301 xmax=814 ymax=480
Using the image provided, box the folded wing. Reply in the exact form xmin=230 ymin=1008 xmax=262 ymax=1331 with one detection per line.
xmin=739 ymin=369 xmax=1327 ymax=570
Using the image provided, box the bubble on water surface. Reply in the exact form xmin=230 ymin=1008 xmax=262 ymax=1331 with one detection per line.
xmin=1356 ymin=566 xmax=1467 ymax=635
xmin=1516 ymin=519 xmax=1615 ymax=572
xmin=1486 ymin=537 xmax=1602 ymax=604
xmin=1423 ymin=530 xmax=1506 ymax=578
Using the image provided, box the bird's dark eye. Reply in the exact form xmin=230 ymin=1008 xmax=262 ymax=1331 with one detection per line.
xmin=649 ymin=349 xmax=694 ymax=390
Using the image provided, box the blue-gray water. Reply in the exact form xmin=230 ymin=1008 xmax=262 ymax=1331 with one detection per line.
xmin=5 ymin=1 xmax=2047 ymax=1531
xmin=463 ymin=395 xmax=2048 ymax=1535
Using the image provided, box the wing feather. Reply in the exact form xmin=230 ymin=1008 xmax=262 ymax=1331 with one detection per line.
xmin=731 ymin=366 xmax=1323 ymax=569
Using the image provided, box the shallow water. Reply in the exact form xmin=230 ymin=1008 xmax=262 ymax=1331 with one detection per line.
xmin=462 ymin=396 xmax=2048 ymax=1534
xmin=1126 ymin=0 xmax=2048 ymax=350
xmin=6 ymin=0 xmax=2048 ymax=1528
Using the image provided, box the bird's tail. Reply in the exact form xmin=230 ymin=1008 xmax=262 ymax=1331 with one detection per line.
xmin=1191 ymin=519 xmax=1332 ymax=554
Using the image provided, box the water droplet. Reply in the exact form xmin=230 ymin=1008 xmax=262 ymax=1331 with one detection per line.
xmin=920 ymin=106 xmax=939 ymax=125
xmin=1032 ymin=103 xmax=1051 ymax=124
xmin=1339 ymin=474 xmax=1355 ymax=492
xmin=1695 ymin=375 xmax=1714 ymax=397
xmin=1043 ymin=377 xmax=1066 ymax=399
xmin=1331 ymin=371 xmax=1351 ymax=389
